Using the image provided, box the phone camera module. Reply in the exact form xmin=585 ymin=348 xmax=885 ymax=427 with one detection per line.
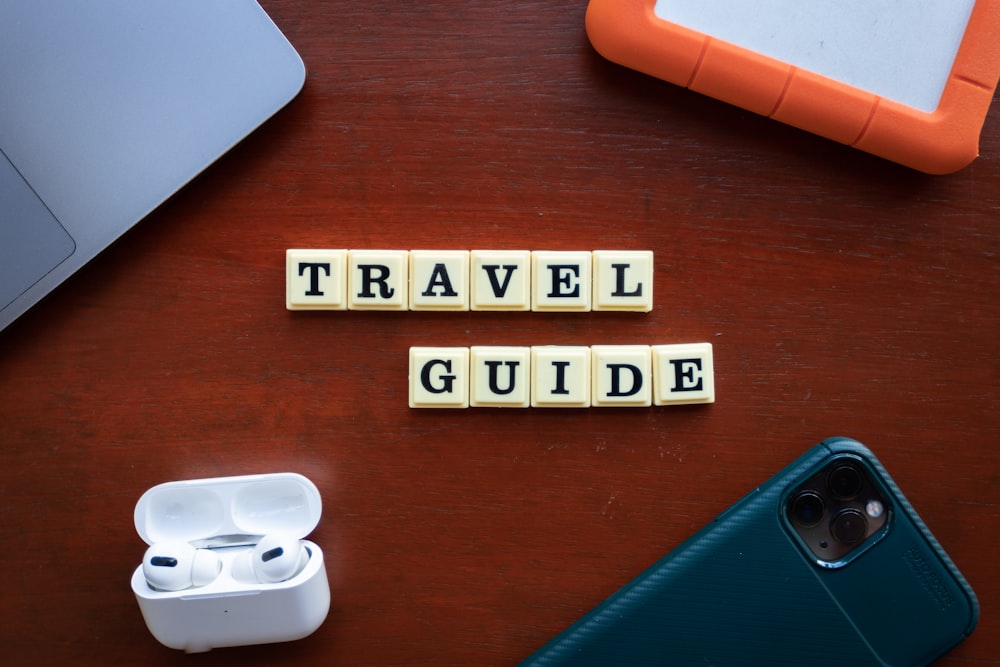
xmin=827 ymin=463 xmax=864 ymax=500
xmin=830 ymin=508 xmax=868 ymax=545
xmin=790 ymin=491 xmax=825 ymax=527
xmin=785 ymin=456 xmax=890 ymax=567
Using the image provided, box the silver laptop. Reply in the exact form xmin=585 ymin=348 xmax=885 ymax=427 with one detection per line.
xmin=0 ymin=2 xmax=305 ymax=333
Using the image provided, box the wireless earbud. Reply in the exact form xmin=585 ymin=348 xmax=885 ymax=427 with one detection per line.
xmin=143 ymin=540 xmax=222 ymax=592
xmin=232 ymin=534 xmax=309 ymax=584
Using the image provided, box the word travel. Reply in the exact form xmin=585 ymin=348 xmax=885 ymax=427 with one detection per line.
xmin=409 ymin=343 xmax=714 ymax=408
xmin=286 ymin=249 xmax=654 ymax=312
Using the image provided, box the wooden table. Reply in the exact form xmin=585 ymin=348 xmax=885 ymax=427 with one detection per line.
xmin=1 ymin=2 xmax=997 ymax=664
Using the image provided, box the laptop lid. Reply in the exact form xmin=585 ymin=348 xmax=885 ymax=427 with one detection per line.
xmin=0 ymin=1 xmax=305 ymax=333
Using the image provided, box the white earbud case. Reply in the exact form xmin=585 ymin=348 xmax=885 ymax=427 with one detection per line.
xmin=131 ymin=473 xmax=330 ymax=652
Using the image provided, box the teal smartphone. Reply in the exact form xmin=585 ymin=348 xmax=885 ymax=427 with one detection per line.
xmin=520 ymin=437 xmax=979 ymax=666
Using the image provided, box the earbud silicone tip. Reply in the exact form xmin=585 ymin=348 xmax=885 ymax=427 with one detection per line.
xmin=191 ymin=548 xmax=223 ymax=586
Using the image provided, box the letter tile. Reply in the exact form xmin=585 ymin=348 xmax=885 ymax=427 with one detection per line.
xmin=348 ymin=250 xmax=409 ymax=310
xmin=409 ymin=250 xmax=470 ymax=311
xmin=409 ymin=347 xmax=470 ymax=408
xmin=591 ymin=345 xmax=652 ymax=407
xmin=470 ymin=346 xmax=531 ymax=407
xmin=531 ymin=251 xmax=592 ymax=312
xmin=286 ymin=249 xmax=348 ymax=310
xmin=531 ymin=346 xmax=591 ymax=407
xmin=652 ymin=343 xmax=715 ymax=405
xmin=470 ymin=250 xmax=531 ymax=311
xmin=592 ymin=250 xmax=654 ymax=312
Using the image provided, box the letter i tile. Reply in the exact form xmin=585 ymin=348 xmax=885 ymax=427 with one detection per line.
xmin=531 ymin=346 xmax=591 ymax=407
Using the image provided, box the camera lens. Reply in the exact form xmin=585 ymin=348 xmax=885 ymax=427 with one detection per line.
xmin=830 ymin=508 xmax=867 ymax=545
xmin=790 ymin=490 xmax=825 ymax=527
xmin=827 ymin=463 xmax=864 ymax=500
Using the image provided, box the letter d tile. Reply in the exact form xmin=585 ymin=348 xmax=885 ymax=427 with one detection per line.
xmin=591 ymin=345 xmax=652 ymax=407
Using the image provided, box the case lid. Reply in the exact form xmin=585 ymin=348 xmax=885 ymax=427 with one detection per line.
xmin=134 ymin=473 xmax=322 ymax=546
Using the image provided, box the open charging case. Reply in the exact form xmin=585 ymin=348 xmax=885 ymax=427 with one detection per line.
xmin=130 ymin=473 xmax=330 ymax=652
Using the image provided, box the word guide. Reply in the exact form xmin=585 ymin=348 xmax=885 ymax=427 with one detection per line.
xmin=286 ymin=249 xmax=653 ymax=312
xmin=409 ymin=343 xmax=714 ymax=408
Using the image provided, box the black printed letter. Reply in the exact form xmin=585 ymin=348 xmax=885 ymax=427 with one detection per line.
xmin=421 ymin=263 xmax=459 ymax=297
xmin=298 ymin=262 xmax=331 ymax=296
xmin=357 ymin=264 xmax=395 ymax=299
xmin=420 ymin=359 xmax=456 ymax=394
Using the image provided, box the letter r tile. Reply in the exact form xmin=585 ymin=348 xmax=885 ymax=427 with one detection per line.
xmin=652 ymin=343 xmax=715 ymax=405
xmin=349 ymin=250 xmax=409 ymax=310
xmin=409 ymin=347 xmax=470 ymax=408
xmin=286 ymin=249 xmax=348 ymax=310
xmin=592 ymin=345 xmax=652 ymax=407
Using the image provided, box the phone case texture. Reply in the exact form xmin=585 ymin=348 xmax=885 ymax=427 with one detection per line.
xmin=520 ymin=437 xmax=978 ymax=667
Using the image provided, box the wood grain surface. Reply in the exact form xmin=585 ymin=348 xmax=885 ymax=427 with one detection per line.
xmin=1 ymin=2 xmax=997 ymax=665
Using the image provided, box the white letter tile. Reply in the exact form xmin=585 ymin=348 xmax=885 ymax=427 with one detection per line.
xmin=591 ymin=345 xmax=652 ymax=407
xmin=409 ymin=250 xmax=470 ymax=311
xmin=531 ymin=251 xmax=592 ymax=311
xmin=592 ymin=250 xmax=654 ymax=312
xmin=531 ymin=346 xmax=591 ymax=407
xmin=470 ymin=346 xmax=531 ymax=407
xmin=409 ymin=347 xmax=470 ymax=408
xmin=286 ymin=249 xmax=348 ymax=310
xmin=348 ymin=250 xmax=409 ymax=310
xmin=652 ymin=343 xmax=715 ymax=405
xmin=470 ymin=250 xmax=531 ymax=311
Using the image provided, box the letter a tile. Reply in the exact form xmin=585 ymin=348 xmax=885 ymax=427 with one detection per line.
xmin=410 ymin=250 xmax=470 ymax=311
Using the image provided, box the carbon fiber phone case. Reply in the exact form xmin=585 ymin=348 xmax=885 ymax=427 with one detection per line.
xmin=520 ymin=437 xmax=978 ymax=666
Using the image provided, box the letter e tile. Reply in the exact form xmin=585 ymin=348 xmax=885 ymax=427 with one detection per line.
xmin=531 ymin=251 xmax=592 ymax=312
xmin=652 ymin=343 xmax=715 ymax=405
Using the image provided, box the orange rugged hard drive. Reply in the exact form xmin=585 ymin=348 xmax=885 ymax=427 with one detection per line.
xmin=585 ymin=0 xmax=1000 ymax=174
